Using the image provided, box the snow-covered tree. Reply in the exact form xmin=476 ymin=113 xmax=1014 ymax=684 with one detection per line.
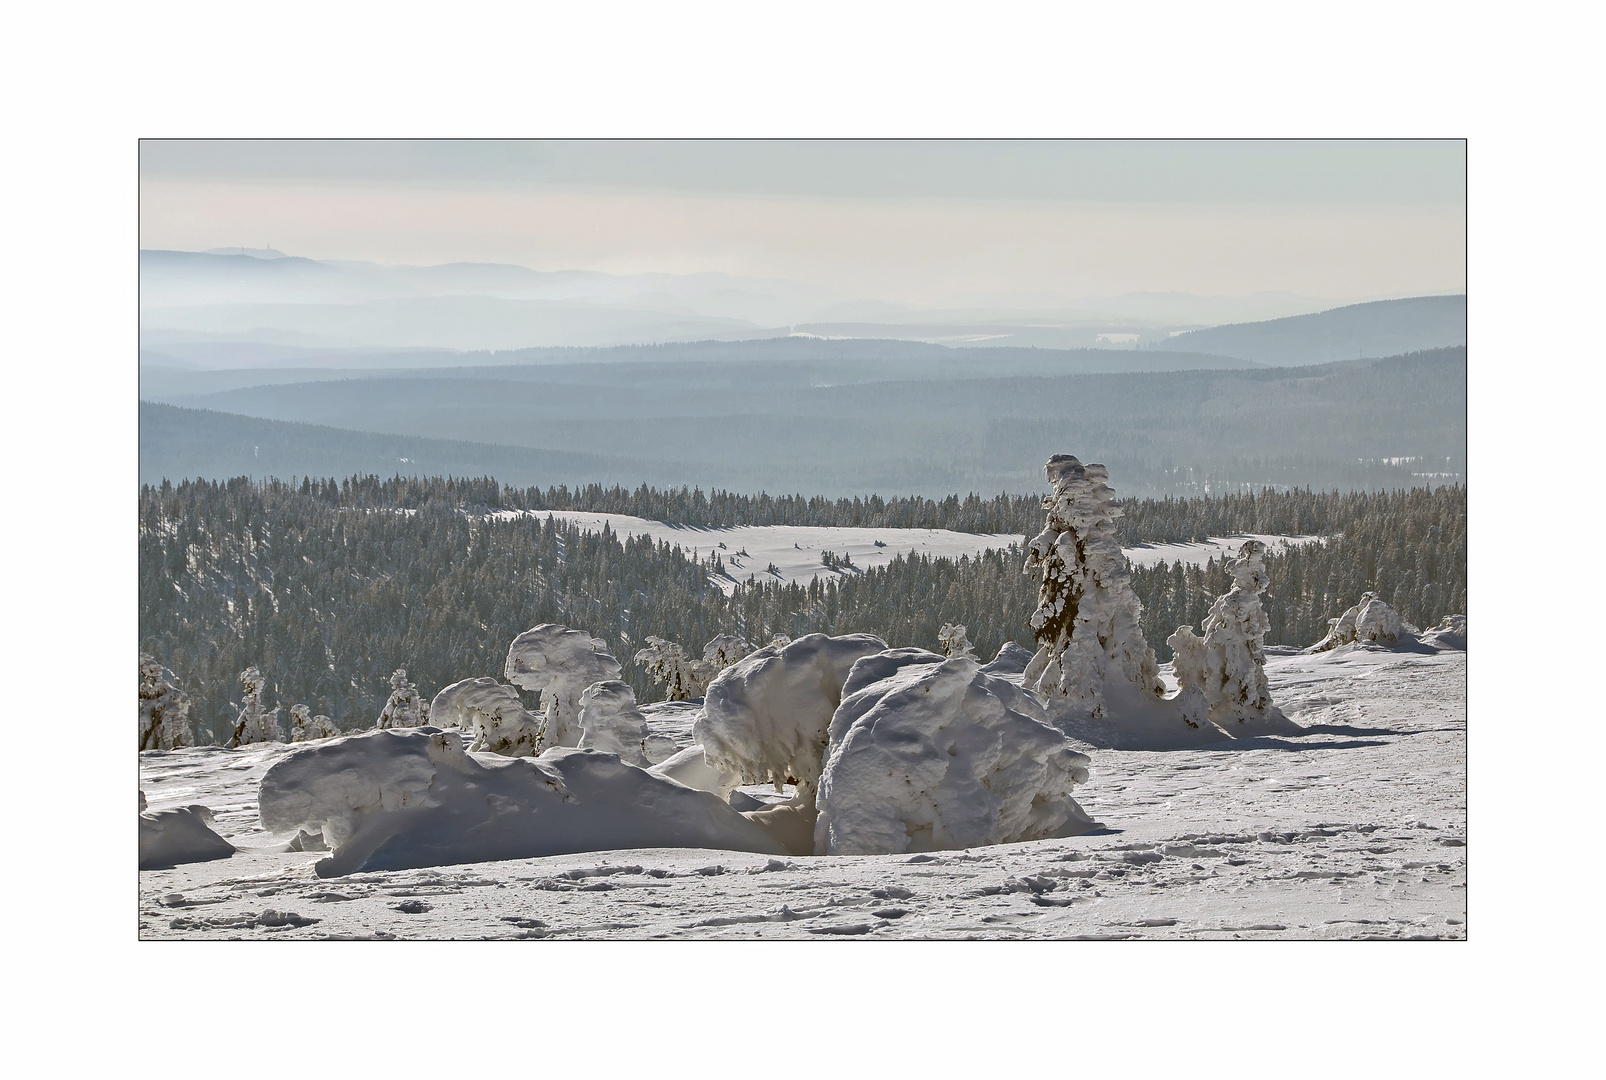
xmin=702 ymin=633 xmax=753 ymax=671
xmin=577 ymin=680 xmax=652 ymax=764
xmin=139 ymin=653 xmax=194 ymax=750
xmin=227 ymin=666 xmax=282 ymax=746
xmin=289 ymin=703 xmax=339 ymax=742
xmin=937 ymin=623 xmax=978 ymax=661
xmin=429 ymin=677 xmax=544 ymax=756
xmin=376 ymin=668 xmax=427 ymax=729
xmin=505 ymin=624 xmax=623 ymax=748
xmin=1021 ymin=455 xmax=1164 ymax=714
xmin=635 ymin=636 xmax=715 ymax=701
xmin=1167 ymin=539 xmax=1285 ymax=730
xmin=1308 ymin=592 xmax=1407 ymax=651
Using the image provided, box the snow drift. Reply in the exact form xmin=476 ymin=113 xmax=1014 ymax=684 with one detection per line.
xmin=256 ymin=728 xmax=786 ymax=876
xmin=505 ymin=625 xmax=622 ymax=748
xmin=140 ymin=801 xmax=235 ymax=870
xmin=428 ymin=677 xmax=545 ymax=756
xmin=814 ymin=650 xmax=1099 ymax=855
xmin=697 ymin=633 xmax=888 ymax=795
xmin=1423 ymin=614 xmax=1467 ymax=650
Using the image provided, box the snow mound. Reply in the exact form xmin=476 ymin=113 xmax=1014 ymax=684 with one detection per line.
xmin=578 ymin=681 xmax=652 ymax=765
xmin=647 ymin=744 xmax=745 ymax=799
xmin=257 ymin=728 xmax=787 ymax=876
xmin=139 ymin=653 xmax=193 ymax=750
xmin=980 ymin=641 xmax=1035 ymax=677
xmin=1422 ymin=614 xmax=1466 ymax=650
xmin=1308 ymin=592 xmax=1409 ymax=652
xmin=140 ymin=803 xmax=235 ymax=870
xmin=815 ymin=651 xmax=1099 ymax=855
xmin=428 ymin=677 xmax=545 ymax=756
xmin=505 ymin=625 xmax=623 ymax=747
xmin=696 ymin=632 xmax=887 ymax=795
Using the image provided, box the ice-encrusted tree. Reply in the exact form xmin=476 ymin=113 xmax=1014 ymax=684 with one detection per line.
xmin=634 ymin=636 xmax=712 ymax=701
xmin=937 ymin=623 xmax=978 ymax=661
xmin=1167 ymin=539 xmax=1284 ymax=730
xmin=505 ymin=624 xmax=623 ymax=748
xmin=227 ymin=666 xmax=282 ymax=746
xmin=376 ymin=669 xmax=427 ymax=729
xmin=289 ymin=703 xmax=340 ymax=742
xmin=702 ymin=633 xmax=753 ymax=672
xmin=1307 ymin=592 xmax=1407 ymax=652
xmin=139 ymin=653 xmax=194 ymax=750
xmin=1021 ymin=455 xmax=1164 ymax=714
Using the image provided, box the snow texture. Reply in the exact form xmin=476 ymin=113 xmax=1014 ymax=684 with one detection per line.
xmin=227 ymin=666 xmax=282 ymax=747
xmin=980 ymin=641 xmax=1036 ymax=677
xmin=815 ymin=650 xmax=1099 ymax=855
xmin=375 ymin=668 xmax=428 ymax=729
xmin=427 ymin=677 xmax=544 ymax=757
xmin=140 ymin=803 xmax=235 ymax=870
xmin=578 ymin=681 xmax=652 ymax=765
xmin=1308 ymin=592 xmax=1408 ymax=652
xmin=696 ymin=632 xmax=888 ymax=795
xmin=1021 ymin=455 xmax=1165 ymax=715
xmin=1166 ymin=539 xmax=1298 ymax=735
xmin=139 ymin=653 xmax=193 ymax=750
xmin=289 ymin=704 xmax=339 ymax=742
xmin=505 ymin=625 xmax=623 ymax=747
xmin=256 ymin=728 xmax=786 ymax=876
xmin=647 ymin=744 xmax=746 ymax=799
xmin=1422 ymin=614 xmax=1467 ymax=651
xmin=937 ymin=623 xmax=979 ymax=660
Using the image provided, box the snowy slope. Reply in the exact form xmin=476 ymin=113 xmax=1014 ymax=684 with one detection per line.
xmin=139 ymin=643 xmax=1465 ymax=940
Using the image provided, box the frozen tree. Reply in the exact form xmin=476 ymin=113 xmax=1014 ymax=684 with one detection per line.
xmin=936 ymin=623 xmax=978 ymax=661
xmin=1167 ymin=539 xmax=1286 ymax=730
xmin=289 ymin=704 xmax=339 ymax=742
xmin=634 ymin=636 xmax=714 ymax=701
xmin=1308 ymin=592 xmax=1408 ymax=652
xmin=139 ymin=652 xmax=194 ymax=750
xmin=577 ymin=680 xmax=652 ymax=764
xmin=429 ymin=677 xmax=544 ymax=756
xmin=702 ymin=633 xmax=753 ymax=671
xmin=1021 ymin=455 xmax=1164 ymax=714
xmin=227 ymin=666 xmax=282 ymax=747
xmin=375 ymin=668 xmax=427 ymax=729
xmin=505 ymin=624 xmax=623 ymax=748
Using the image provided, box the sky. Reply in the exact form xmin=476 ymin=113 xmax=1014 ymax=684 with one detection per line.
xmin=140 ymin=140 xmax=1466 ymax=306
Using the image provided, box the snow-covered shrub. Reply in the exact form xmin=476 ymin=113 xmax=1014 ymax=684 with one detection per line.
xmin=505 ymin=624 xmax=623 ymax=747
xmin=140 ymin=802 xmax=235 ymax=870
xmin=577 ymin=680 xmax=652 ymax=765
xmin=937 ymin=623 xmax=979 ymax=661
xmin=428 ymin=677 xmax=544 ymax=756
xmin=814 ymin=650 xmax=1098 ymax=855
xmin=696 ymin=632 xmax=887 ymax=798
xmin=289 ymin=704 xmax=339 ymax=742
xmin=634 ymin=636 xmax=714 ymax=701
xmin=257 ymin=728 xmax=786 ymax=876
xmin=139 ymin=653 xmax=194 ymax=750
xmin=1167 ymin=539 xmax=1289 ymax=732
xmin=1021 ymin=455 xmax=1165 ymax=714
xmin=375 ymin=668 xmax=427 ymax=729
xmin=1308 ymin=592 xmax=1408 ymax=652
xmin=228 ymin=666 xmax=282 ymax=747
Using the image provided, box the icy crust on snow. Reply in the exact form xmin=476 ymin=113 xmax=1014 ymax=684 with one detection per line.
xmin=1022 ymin=456 xmax=1165 ymax=714
xmin=1167 ymin=540 xmax=1299 ymax=736
xmin=505 ymin=625 xmax=623 ymax=748
xmin=815 ymin=651 xmax=1098 ymax=855
xmin=139 ymin=653 xmax=194 ymax=750
xmin=428 ymin=677 xmax=544 ymax=757
xmin=256 ymin=728 xmax=786 ymax=877
xmin=697 ymin=633 xmax=888 ymax=793
xmin=139 ymin=803 xmax=235 ymax=870
xmin=1308 ymin=593 xmax=1409 ymax=652
xmin=577 ymin=681 xmax=652 ymax=765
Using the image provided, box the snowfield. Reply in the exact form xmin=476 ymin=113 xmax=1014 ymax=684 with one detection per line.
xmin=138 ymin=642 xmax=1465 ymax=940
xmin=488 ymin=510 xmax=1317 ymax=592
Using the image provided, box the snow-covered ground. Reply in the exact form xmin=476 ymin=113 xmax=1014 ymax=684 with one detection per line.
xmin=488 ymin=509 xmax=1318 ymax=592
xmin=138 ymin=643 xmax=1465 ymax=940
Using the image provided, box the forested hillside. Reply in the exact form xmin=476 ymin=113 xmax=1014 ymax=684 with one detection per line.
xmin=140 ymin=476 xmax=1466 ymax=742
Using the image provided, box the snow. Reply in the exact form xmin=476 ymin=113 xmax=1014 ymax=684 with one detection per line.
xmin=139 ymin=653 xmax=193 ymax=750
xmin=1309 ymin=593 xmax=1409 ymax=652
xmin=1422 ymin=614 xmax=1466 ymax=651
xmin=428 ymin=677 xmax=544 ymax=756
xmin=256 ymin=727 xmax=787 ymax=876
xmin=647 ymin=744 xmax=745 ymax=799
xmin=504 ymin=624 xmax=623 ymax=749
xmin=375 ymin=668 xmax=427 ymax=728
xmin=289 ymin=704 xmax=339 ymax=742
xmin=577 ymin=680 xmax=653 ymax=765
xmin=139 ymin=802 xmax=235 ymax=870
xmin=138 ymin=645 xmax=1467 ymax=939
xmin=815 ymin=651 xmax=1099 ymax=855
xmin=227 ymin=666 xmax=282 ymax=746
xmin=696 ymin=632 xmax=888 ymax=794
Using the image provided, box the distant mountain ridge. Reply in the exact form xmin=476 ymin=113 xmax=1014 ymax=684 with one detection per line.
xmin=1163 ymin=295 xmax=1466 ymax=366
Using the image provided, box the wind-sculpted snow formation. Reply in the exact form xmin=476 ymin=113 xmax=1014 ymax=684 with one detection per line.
xmin=815 ymin=650 xmax=1099 ymax=856
xmin=697 ymin=633 xmax=888 ymax=797
xmin=228 ymin=666 xmax=282 ymax=747
xmin=1022 ymin=455 xmax=1166 ymax=714
xmin=1166 ymin=540 xmax=1298 ymax=736
xmin=505 ymin=625 xmax=623 ymax=748
xmin=1308 ymin=593 xmax=1408 ymax=652
xmin=428 ymin=678 xmax=544 ymax=756
xmin=256 ymin=728 xmax=786 ymax=876
xmin=1422 ymin=614 xmax=1467 ymax=650
xmin=289 ymin=704 xmax=340 ymax=742
xmin=139 ymin=653 xmax=194 ymax=750
xmin=140 ymin=799 xmax=235 ymax=870
xmin=980 ymin=641 xmax=1036 ymax=677
xmin=937 ymin=623 xmax=979 ymax=661
xmin=577 ymin=681 xmax=653 ymax=765
xmin=376 ymin=669 xmax=428 ymax=729
xmin=647 ymin=744 xmax=746 ymax=799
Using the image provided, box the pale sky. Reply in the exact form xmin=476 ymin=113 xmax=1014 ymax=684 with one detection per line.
xmin=140 ymin=140 xmax=1466 ymax=306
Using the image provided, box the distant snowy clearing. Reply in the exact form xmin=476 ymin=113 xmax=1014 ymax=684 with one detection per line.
xmin=486 ymin=510 xmax=1319 ymax=592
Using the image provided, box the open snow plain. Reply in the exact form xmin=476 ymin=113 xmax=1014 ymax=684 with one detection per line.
xmin=494 ymin=510 xmax=1317 ymax=592
xmin=138 ymin=642 xmax=1465 ymax=941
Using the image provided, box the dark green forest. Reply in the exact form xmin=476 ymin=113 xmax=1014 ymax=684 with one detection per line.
xmin=139 ymin=475 xmax=1466 ymax=743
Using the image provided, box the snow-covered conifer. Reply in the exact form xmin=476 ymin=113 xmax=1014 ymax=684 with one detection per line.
xmin=139 ymin=652 xmax=194 ymax=750
xmin=1308 ymin=592 xmax=1408 ymax=652
xmin=1167 ymin=539 xmax=1286 ymax=730
xmin=376 ymin=668 xmax=426 ymax=729
xmin=429 ymin=677 xmax=544 ymax=756
xmin=289 ymin=703 xmax=339 ymax=742
xmin=227 ymin=666 xmax=282 ymax=746
xmin=1021 ymin=455 xmax=1164 ymax=714
xmin=702 ymin=634 xmax=753 ymax=671
xmin=577 ymin=680 xmax=652 ymax=764
xmin=634 ymin=636 xmax=713 ymax=701
xmin=505 ymin=624 xmax=623 ymax=748
xmin=937 ymin=623 xmax=978 ymax=661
